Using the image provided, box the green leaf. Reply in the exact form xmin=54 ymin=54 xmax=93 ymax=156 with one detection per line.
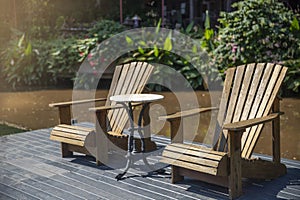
xmin=290 ymin=16 xmax=300 ymax=31
xmin=133 ymin=52 xmax=141 ymax=57
xmin=204 ymin=29 xmax=213 ymax=40
xmin=156 ymin=19 xmax=162 ymax=34
xmin=126 ymin=36 xmax=133 ymax=45
xmin=164 ymin=35 xmax=172 ymax=51
xmin=138 ymin=46 xmax=144 ymax=54
xmin=18 ymin=34 xmax=25 ymax=48
xmin=204 ymin=10 xmax=210 ymax=29
xmin=52 ymin=50 xmax=61 ymax=56
xmin=154 ymin=45 xmax=159 ymax=57
xmin=139 ymin=41 xmax=146 ymax=46
xmin=185 ymin=22 xmax=194 ymax=34
xmin=145 ymin=50 xmax=154 ymax=57
xmin=24 ymin=42 xmax=32 ymax=56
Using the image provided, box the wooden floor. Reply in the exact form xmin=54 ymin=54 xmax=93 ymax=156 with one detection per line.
xmin=1 ymin=126 xmax=300 ymax=200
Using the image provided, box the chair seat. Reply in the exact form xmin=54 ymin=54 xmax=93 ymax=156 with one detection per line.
xmin=50 ymin=124 xmax=95 ymax=147
xmin=161 ymin=143 xmax=228 ymax=176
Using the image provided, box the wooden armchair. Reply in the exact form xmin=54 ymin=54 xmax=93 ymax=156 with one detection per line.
xmin=160 ymin=63 xmax=288 ymax=199
xmin=49 ymin=62 xmax=156 ymax=165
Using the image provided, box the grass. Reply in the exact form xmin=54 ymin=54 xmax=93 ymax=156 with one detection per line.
xmin=0 ymin=124 xmax=26 ymax=136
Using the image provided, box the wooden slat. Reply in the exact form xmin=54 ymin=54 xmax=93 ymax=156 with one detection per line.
xmin=50 ymin=135 xmax=84 ymax=146
xmin=51 ymin=130 xmax=86 ymax=141
xmin=110 ymin=63 xmax=138 ymax=133
xmin=217 ymin=66 xmax=245 ymax=152
xmin=241 ymin=63 xmax=274 ymax=157
xmin=110 ymin=62 xmax=154 ymax=135
xmin=242 ymin=64 xmax=277 ymax=157
xmin=120 ymin=62 xmax=138 ymax=94
xmin=160 ymin=157 xmax=218 ymax=176
xmin=214 ymin=67 xmax=235 ymax=150
xmin=162 ymin=150 xmax=220 ymax=168
xmin=240 ymin=63 xmax=265 ymax=150
xmin=49 ymin=98 xmax=106 ymax=107
xmin=57 ymin=124 xmax=93 ymax=132
xmin=169 ymin=143 xmax=226 ymax=157
xmin=232 ymin=63 xmax=255 ymax=122
xmin=114 ymin=62 xmax=151 ymax=132
xmin=110 ymin=64 xmax=130 ymax=99
xmin=243 ymin=65 xmax=287 ymax=158
xmin=105 ymin=65 xmax=122 ymax=106
xmin=225 ymin=65 xmax=246 ymax=123
xmin=110 ymin=62 xmax=138 ymax=133
xmin=107 ymin=63 xmax=130 ymax=130
xmin=164 ymin=146 xmax=222 ymax=162
xmin=53 ymin=126 xmax=90 ymax=136
xmin=159 ymin=107 xmax=218 ymax=121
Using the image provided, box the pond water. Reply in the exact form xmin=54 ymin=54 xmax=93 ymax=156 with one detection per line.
xmin=0 ymin=89 xmax=299 ymax=160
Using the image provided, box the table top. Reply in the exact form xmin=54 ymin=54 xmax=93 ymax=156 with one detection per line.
xmin=110 ymin=94 xmax=164 ymax=103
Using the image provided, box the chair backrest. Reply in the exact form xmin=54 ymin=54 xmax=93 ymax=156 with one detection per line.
xmin=214 ymin=63 xmax=287 ymax=159
xmin=105 ymin=62 xmax=154 ymax=135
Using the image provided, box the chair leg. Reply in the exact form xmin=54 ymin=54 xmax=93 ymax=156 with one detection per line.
xmin=171 ymin=166 xmax=184 ymax=183
xmin=228 ymin=130 xmax=243 ymax=199
xmin=61 ymin=143 xmax=73 ymax=157
xmin=272 ymin=97 xmax=281 ymax=164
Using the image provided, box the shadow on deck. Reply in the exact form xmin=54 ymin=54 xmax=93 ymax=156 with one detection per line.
xmin=0 ymin=127 xmax=300 ymax=200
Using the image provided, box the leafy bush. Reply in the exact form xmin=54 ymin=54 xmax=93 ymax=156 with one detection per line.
xmin=0 ymin=33 xmax=45 ymax=88
xmin=0 ymin=33 xmax=98 ymax=88
xmin=120 ymin=22 xmax=219 ymax=91
xmin=48 ymin=37 xmax=98 ymax=79
xmin=213 ymin=0 xmax=300 ymax=92
xmin=87 ymin=20 xmax=127 ymax=42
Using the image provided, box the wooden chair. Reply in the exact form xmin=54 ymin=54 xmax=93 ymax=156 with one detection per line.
xmin=49 ymin=62 xmax=155 ymax=165
xmin=160 ymin=63 xmax=288 ymax=199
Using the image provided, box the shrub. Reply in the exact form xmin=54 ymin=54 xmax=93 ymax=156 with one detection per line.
xmin=120 ymin=22 xmax=219 ymax=91
xmin=213 ymin=0 xmax=300 ymax=93
xmin=0 ymin=33 xmax=98 ymax=88
xmin=87 ymin=20 xmax=127 ymax=42
xmin=0 ymin=33 xmax=46 ymax=88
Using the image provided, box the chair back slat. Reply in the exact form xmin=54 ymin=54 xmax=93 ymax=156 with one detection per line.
xmin=242 ymin=64 xmax=287 ymax=158
xmin=213 ymin=68 xmax=236 ymax=148
xmin=115 ymin=62 xmax=153 ymax=132
xmin=106 ymin=62 xmax=154 ymax=135
xmin=215 ymin=63 xmax=287 ymax=159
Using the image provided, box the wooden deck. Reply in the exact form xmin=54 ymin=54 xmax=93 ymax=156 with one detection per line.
xmin=1 ymin=126 xmax=300 ymax=200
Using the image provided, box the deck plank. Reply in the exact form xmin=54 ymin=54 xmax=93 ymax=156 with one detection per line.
xmin=1 ymin=127 xmax=300 ymax=200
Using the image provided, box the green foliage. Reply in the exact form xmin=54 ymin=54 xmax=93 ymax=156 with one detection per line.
xmin=213 ymin=0 xmax=300 ymax=92
xmin=0 ymin=32 xmax=98 ymax=88
xmin=1 ymin=33 xmax=44 ymax=88
xmin=48 ymin=37 xmax=98 ymax=78
xmin=180 ymin=21 xmax=204 ymax=39
xmin=87 ymin=20 xmax=127 ymax=42
xmin=121 ymin=24 xmax=218 ymax=91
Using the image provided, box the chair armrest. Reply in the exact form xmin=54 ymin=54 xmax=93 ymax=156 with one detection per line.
xmin=159 ymin=107 xmax=218 ymax=121
xmin=223 ymin=113 xmax=283 ymax=131
xmin=89 ymin=102 xmax=143 ymax=112
xmin=89 ymin=104 xmax=123 ymax=112
xmin=49 ymin=98 xmax=107 ymax=107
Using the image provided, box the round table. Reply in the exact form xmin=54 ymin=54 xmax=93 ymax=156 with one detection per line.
xmin=110 ymin=94 xmax=164 ymax=180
